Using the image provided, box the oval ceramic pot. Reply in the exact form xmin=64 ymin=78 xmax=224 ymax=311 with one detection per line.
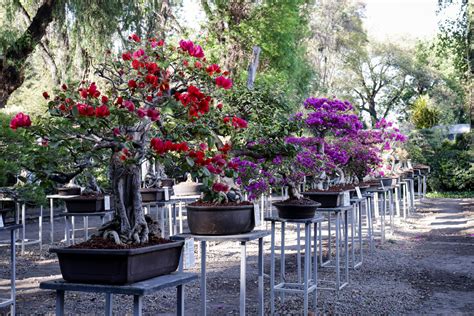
xmin=51 ymin=241 xmax=184 ymax=285
xmin=140 ymin=188 xmax=165 ymax=202
xmin=186 ymin=204 xmax=255 ymax=235
xmin=64 ymin=196 xmax=104 ymax=213
xmin=273 ymin=201 xmax=321 ymax=219
xmin=302 ymin=191 xmax=345 ymax=208
xmin=57 ymin=187 xmax=81 ymax=196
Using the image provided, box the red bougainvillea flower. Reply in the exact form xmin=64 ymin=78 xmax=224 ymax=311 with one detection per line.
xmin=77 ymin=103 xmax=95 ymax=116
xmin=113 ymin=128 xmax=121 ymax=137
xmin=194 ymin=61 xmax=202 ymax=69
xmin=179 ymin=40 xmax=194 ymax=52
xmin=146 ymin=108 xmax=160 ymax=121
xmin=215 ymin=76 xmax=232 ymax=89
xmin=119 ymin=148 xmax=131 ymax=161
xmin=115 ymin=96 xmax=123 ymax=105
xmin=212 ymin=182 xmax=229 ymax=193
xmin=122 ymin=52 xmax=132 ymax=61
xmin=128 ymin=79 xmax=138 ymax=89
xmin=206 ymin=64 xmax=221 ymax=76
xmin=130 ymin=34 xmax=141 ymax=42
xmin=123 ymin=100 xmax=135 ymax=112
xmin=132 ymin=48 xmax=145 ymax=59
xmin=219 ymin=143 xmax=231 ymax=153
xmin=217 ymin=103 xmax=223 ymax=110
xmin=136 ymin=108 xmax=147 ymax=118
xmin=9 ymin=112 xmax=31 ymax=130
xmin=232 ymin=116 xmax=248 ymax=129
xmin=95 ymin=105 xmax=110 ymax=118
xmin=101 ymin=96 xmax=108 ymax=104
xmin=151 ymin=138 xmax=189 ymax=155
xmin=42 ymin=91 xmax=50 ymax=99
xmin=189 ymin=45 xmax=204 ymax=58
xmin=61 ymin=84 xmax=68 ymax=91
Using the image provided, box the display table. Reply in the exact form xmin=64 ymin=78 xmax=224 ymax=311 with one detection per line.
xmin=39 ymin=272 xmax=198 ymax=316
xmin=0 ymin=224 xmax=21 ymax=315
xmin=265 ymin=215 xmax=324 ymax=315
xmin=143 ymin=195 xmax=200 ymax=237
xmin=365 ymin=187 xmax=394 ymax=243
xmin=175 ymin=230 xmax=269 ymax=316
xmin=0 ymin=198 xmax=42 ymax=255
xmin=315 ymin=205 xmax=352 ymax=291
xmin=61 ymin=211 xmax=113 ymax=245
xmin=46 ymin=195 xmax=80 ymax=243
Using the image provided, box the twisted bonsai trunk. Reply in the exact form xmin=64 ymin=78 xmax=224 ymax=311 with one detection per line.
xmin=98 ymin=155 xmax=155 ymax=244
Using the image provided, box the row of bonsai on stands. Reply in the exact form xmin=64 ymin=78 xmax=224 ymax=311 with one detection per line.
xmin=5 ymin=34 xmax=421 ymax=285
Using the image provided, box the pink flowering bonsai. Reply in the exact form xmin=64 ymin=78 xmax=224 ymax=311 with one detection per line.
xmin=10 ymin=35 xmax=247 ymax=244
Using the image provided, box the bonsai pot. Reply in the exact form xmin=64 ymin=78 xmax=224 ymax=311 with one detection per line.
xmin=273 ymin=200 xmax=321 ymax=219
xmin=57 ymin=186 xmax=81 ymax=196
xmin=173 ymin=181 xmax=202 ymax=196
xmin=65 ymin=195 xmax=104 ymax=213
xmin=160 ymin=178 xmax=175 ymax=187
xmin=51 ymin=240 xmax=184 ymax=285
xmin=302 ymin=191 xmax=345 ymax=208
xmin=140 ymin=188 xmax=165 ymax=202
xmin=186 ymin=204 xmax=255 ymax=235
xmin=378 ymin=177 xmax=397 ymax=187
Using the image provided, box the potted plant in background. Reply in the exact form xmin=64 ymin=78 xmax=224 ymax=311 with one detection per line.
xmin=10 ymin=35 xmax=243 ymax=283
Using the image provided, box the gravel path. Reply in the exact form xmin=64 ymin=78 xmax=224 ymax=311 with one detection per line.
xmin=0 ymin=197 xmax=472 ymax=315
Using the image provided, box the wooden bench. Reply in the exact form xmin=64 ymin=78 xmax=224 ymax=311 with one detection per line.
xmin=39 ymin=272 xmax=198 ymax=316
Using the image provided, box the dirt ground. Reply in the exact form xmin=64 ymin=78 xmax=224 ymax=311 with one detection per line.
xmin=0 ymin=197 xmax=472 ymax=315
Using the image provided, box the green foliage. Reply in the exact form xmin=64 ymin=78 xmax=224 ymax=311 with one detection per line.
xmin=426 ymin=191 xmax=474 ymax=198
xmin=201 ymin=0 xmax=314 ymax=101
xmin=411 ymin=95 xmax=440 ymax=129
xmin=407 ymin=129 xmax=474 ymax=192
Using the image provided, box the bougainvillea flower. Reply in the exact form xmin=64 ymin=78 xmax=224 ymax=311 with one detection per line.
xmin=130 ymin=34 xmax=141 ymax=42
xmin=206 ymin=64 xmax=221 ymax=76
xmin=9 ymin=112 xmax=31 ymax=130
xmin=146 ymin=108 xmax=160 ymax=121
xmin=215 ymin=76 xmax=233 ymax=89
xmin=95 ymin=105 xmax=110 ymax=118
xmin=212 ymin=182 xmax=229 ymax=193
xmin=232 ymin=116 xmax=248 ymax=129
xmin=136 ymin=108 xmax=147 ymax=118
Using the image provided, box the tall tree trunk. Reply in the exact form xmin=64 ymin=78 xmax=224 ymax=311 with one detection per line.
xmin=110 ymin=155 xmax=149 ymax=244
xmin=0 ymin=0 xmax=57 ymax=108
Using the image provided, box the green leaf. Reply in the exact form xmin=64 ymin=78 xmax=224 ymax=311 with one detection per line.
xmin=186 ymin=156 xmax=195 ymax=167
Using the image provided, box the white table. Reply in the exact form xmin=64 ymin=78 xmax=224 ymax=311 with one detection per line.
xmin=0 ymin=198 xmax=42 ymax=255
xmin=0 ymin=224 xmax=21 ymax=315
xmin=46 ymin=195 xmax=80 ymax=243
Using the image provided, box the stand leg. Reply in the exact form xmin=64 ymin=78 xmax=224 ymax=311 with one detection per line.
xmin=56 ymin=290 xmax=65 ymax=316
xmin=344 ymin=210 xmax=349 ymax=285
xmin=280 ymin=222 xmax=286 ymax=303
xmin=84 ymin=216 xmax=89 ymax=240
xmin=200 ymin=241 xmax=207 ymax=316
xmin=240 ymin=241 xmax=247 ymax=316
xmin=303 ymin=223 xmax=310 ymax=316
xmin=11 ymin=229 xmax=16 ymax=316
xmin=39 ymin=206 xmax=43 ymax=252
xmin=270 ymin=221 xmax=276 ymax=315
xmin=177 ymin=284 xmax=184 ymax=316
xmin=21 ymin=204 xmax=25 ymax=255
xmin=297 ymin=223 xmax=301 ymax=283
xmin=133 ymin=295 xmax=143 ymax=316
xmin=258 ymin=238 xmax=264 ymax=316
xmin=50 ymin=198 xmax=54 ymax=243
xmin=105 ymin=293 xmax=113 ymax=316
xmin=313 ymin=222 xmax=318 ymax=310
xmin=335 ymin=212 xmax=340 ymax=290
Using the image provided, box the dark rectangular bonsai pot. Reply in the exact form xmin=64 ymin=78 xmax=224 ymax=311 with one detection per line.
xmin=64 ymin=196 xmax=104 ymax=213
xmin=302 ymin=191 xmax=345 ymax=208
xmin=140 ymin=188 xmax=165 ymax=202
xmin=57 ymin=187 xmax=81 ymax=196
xmin=50 ymin=240 xmax=184 ymax=285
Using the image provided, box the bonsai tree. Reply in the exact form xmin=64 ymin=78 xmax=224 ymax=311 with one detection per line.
xmin=10 ymin=35 xmax=246 ymax=244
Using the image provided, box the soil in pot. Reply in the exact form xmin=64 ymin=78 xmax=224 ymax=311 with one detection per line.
xmin=51 ymin=236 xmax=183 ymax=285
xmin=273 ymin=198 xmax=321 ymax=219
xmin=64 ymin=195 xmax=104 ymax=213
xmin=186 ymin=201 xmax=254 ymax=235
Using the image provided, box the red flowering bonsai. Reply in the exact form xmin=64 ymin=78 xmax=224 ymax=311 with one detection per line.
xmin=11 ymin=35 xmax=247 ymax=244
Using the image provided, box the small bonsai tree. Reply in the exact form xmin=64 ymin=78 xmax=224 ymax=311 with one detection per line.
xmin=10 ymin=35 xmax=246 ymax=244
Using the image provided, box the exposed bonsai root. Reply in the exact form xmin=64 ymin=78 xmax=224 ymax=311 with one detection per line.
xmin=103 ymin=230 xmax=122 ymax=244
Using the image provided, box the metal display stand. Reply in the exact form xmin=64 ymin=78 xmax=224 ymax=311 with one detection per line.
xmin=361 ymin=192 xmax=375 ymax=252
xmin=61 ymin=211 xmax=113 ymax=245
xmin=0 ymin=198 xmax=42 ymax=255
xmin=0 ymin=224 xmax=21 ymax=315
xmin=365 ymin=187 xmax=393 ymax=243
xmin=175 ymin=230 xmax=269 ymax=316
xmin=349 ymin=197 xmax=366 ymax=268
xmin=143 ymin=195 xmax=200 ymax=238
xmin=39 ymin=272 xmax=198 ymax=316
xmin=316 ymin=205 xmax=352 ymax=291
xmin=265 ymin=215 xmax=324 ymax=315
xmin=46 ymin=195 xmax=79 ymax=243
